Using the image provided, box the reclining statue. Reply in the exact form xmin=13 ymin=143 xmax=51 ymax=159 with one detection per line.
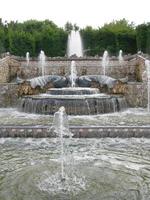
xmin=17 ymin=75 xmax=128 ymax=96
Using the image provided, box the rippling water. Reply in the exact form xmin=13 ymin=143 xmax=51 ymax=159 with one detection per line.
xmin=1 ymin=138 xmax=150 ymax=199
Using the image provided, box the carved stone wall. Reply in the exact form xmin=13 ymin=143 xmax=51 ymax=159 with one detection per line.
xmin=0 ymin=83 xmax=18 ymax=107
xmin=0 ymin=55 xmax=148 ymax=108
xmin=125 ymin=83 xmax=147 ymax=107
xmin=19 ymin=59 xmax=138 ymax=81
xmin=0 ymin=57 xmax=20 ymax=83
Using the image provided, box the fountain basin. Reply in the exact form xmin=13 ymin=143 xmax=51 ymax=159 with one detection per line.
xmin=20 ymin=92 xmax=127 ymax=115
xmin=47 ymin=87 xmax=100 ymax=95
xmin=1 ymin=138 xmax=150 ymax=199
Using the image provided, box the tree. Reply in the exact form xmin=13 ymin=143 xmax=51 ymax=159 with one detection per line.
xmin=81 ymin=26 xmax=98 ymax=56
xmin=73 ymin=24 xmax=79 ymax=31
xmin=136 ymin=24 xmax=148 ymax=53
xmin=0 ymin=23 xmax=6 ymax=54
xmin=0 ymin=18 xmax=150 ymax=57
xmin=8 ymin=31 xmax=35 ymax=56
xmin=101 ymin=19 xmax=136 ymax=54
xmin=146 ymin=25 xmax=150 ymax=54
xmin=64 ymin=22 xmax=73 ymax=32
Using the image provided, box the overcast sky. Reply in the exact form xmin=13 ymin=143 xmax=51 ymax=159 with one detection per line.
xmin=0 ymin=0 xmax=150 ymax=28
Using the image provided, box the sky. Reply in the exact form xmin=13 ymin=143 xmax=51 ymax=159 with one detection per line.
xmin=0 ymin=0 xmax=150 ymax=28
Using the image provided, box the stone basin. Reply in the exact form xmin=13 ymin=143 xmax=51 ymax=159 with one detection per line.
xmin=19 ymin=87 xmax=127 ymax=115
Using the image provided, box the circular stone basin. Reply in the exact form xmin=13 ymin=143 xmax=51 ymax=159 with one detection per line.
xmin=47 ymin=87 xmax=100 ymax=95
xmin=19 ymin=87 xmax=127 ymax=115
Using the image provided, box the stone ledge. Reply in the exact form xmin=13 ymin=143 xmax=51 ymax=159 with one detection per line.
xmin=0 ymin=125 xmax=150 ymax=138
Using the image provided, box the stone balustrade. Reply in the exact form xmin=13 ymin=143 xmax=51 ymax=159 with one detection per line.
xmin=0 ymin=125 xmax=150 ymax=138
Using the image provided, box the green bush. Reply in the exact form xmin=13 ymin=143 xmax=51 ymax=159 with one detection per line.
xmin=0 ymin=18 xmax=149 ymax=57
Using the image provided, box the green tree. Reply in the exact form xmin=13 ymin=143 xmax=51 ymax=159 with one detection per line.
xmin=0 ymin=18 xmax=150 ymax=57
xmin=0 ymin=28 xmax=5 ymax=53
xmin=146 ymin=25 xmax=150 ymax=54
xmin=136 ymin=23 xmax=148 ymax=52
xmin=8 ymin=31 xmax=35 ymax=56
xmin=101 ymin=19 xmax=136 ymax=54
xmin=64 ymin=22 xmax=73 ymax=32
xmin=81 ymin=26 xmax=98 ymax=56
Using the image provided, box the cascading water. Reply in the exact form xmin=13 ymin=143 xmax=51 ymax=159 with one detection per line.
xmin=39 ymin=50 xmax=46 ymax=76
xmin=26 ymin=52 xmax=30 ymax=67
xmin=19 ymin=32 xmax=127 ymax=116
xmin=145 ymin=60 xmax=150 ymax=112
xmin=118 ymin=50 xmax=124 ymax=64
xmin=70 ymin=60 xmax=77 ymax=87
xmin=20 ymin=89 xmax=127 ymax=115
xmin=67 ymin=30 xmax=83 ymax=57
xmin=102 ymin=50 xmax=109 ymax=76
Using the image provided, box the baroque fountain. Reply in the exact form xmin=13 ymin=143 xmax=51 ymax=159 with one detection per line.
xmin=1 ymin=30 xmax=150 ymax=200
xmin=19 ymin=30 xmax=127 ymax=115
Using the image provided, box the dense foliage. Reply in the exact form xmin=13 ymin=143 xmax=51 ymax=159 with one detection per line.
xmin=136 ymin=23 xmax=150 ymax=54
xmin=0 ymin=19 xmax=68 ymax=57
xmin=81 ymin=19 xmax=136 ymax=56
xmin=0 ymin=18 xmax=149 ymax=57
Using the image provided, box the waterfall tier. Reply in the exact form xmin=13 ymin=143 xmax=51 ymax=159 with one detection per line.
xmin=47 ymin=88 xmax=100 ymax=95
xmin=20 ymin=87 xmax=127 ymax=115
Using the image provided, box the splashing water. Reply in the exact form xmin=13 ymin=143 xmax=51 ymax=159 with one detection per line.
xmin=102 ymin=50 xmax=109 ymax=76
xmin=67 ymin=30 xmax=83 ymax=57
xmin=2 ymin=138 xmax=150 ymax=198
xmin=70 ymin=60 xmax=77 ymax=87
xmin=39 ymin=50 xmax=46 ymax=76
xmin=52 ymin=106 xmax=71 ymax=180
xmin=39 ymin=172 xmax=86 ymax=195
xmin=26 ymin=52 xmax=30 ymax=66
xmin=118 ymin=49 xmax=124 ymax=64
xmin=145 ymin=60 xmax=150 ymax=112
xmin=43 ymin=107 xmax=87 ymax=194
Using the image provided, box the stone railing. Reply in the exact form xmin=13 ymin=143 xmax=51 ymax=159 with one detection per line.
xmin=0 ymin=125 xmax=150 ymax=138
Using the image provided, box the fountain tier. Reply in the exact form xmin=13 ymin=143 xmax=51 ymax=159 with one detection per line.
xmin=47 ymin=87 xmax=100 ymax=95
xmin=20 ymin=87 xmax=127 ymax=115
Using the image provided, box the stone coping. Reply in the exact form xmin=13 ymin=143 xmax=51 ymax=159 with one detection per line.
xmin=14 ymin=56 xmax=136 ymax=62
xmin=0 ymin=125 xmax=150 ymax=138
xmin=25 ymin=93 xmax=113 ymax=100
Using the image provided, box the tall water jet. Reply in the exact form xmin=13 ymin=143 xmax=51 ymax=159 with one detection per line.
xmin=52 ymin=106 xmax=71 ymax=180
xmin=70 ymin=60 xmax=77 ymax=87
xmin=67 ymin=30 xmax=83 ymax=57
xmin=145 ymin=60 xmax=150 ymax=112
xmin=118 ymin=50 xmax=124 ymax=64
xmin=102 ymin=50 xmax=109 ymax=76
xmin=26 ymin=52 xmax=30 ymax=66
xmin=39 ymin=50 xmax=46 ymax=76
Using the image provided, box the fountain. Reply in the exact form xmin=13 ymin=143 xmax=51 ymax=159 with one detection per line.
xmin=51 ymin=106 xmax=71 ymax=180
xmin=70 ymin=60 xmax=77 ymax=87
xmin=20 ymin=62 xmax=127 ymax=115
xmin=39 ymin=50 xmax=46 ymax=76
xmin=67 ymin=30 xmax=83 ymax=57
xmin=20 ymin=83 xmax=127 ymax=115
xmin=19 ymin=32 xmax=127 ymax=115
xmin=1 ymin=24 xmax=150 ymax=200
xmin=102 ymin=50 xmax=109 ymax=76
xmin=118 ymin=50 xmax=124 ymax=64
xmin=38 ymin=107 xmax=87 ymax=194
xmin=26 ymin=52 xmax=30 ymax=66
xmin=2 ymin=105 xmax=150 ymax=198
xmin=1 ymin=137 xmax=150 ymax=199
